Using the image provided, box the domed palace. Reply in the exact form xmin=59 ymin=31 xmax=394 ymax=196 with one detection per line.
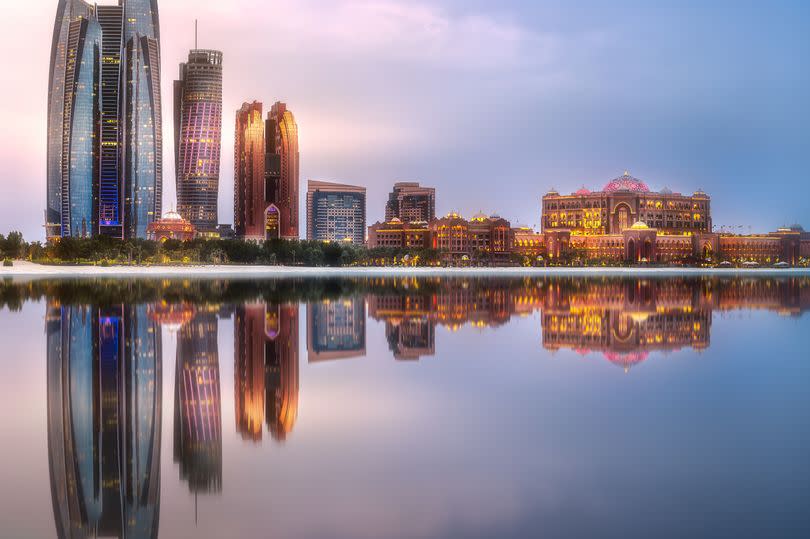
xmin=543 ymin=172 xmax=711 ymax=236
xmin=146 ymin=210 xmax=197 ymax=242
xmin=541 ymin=173 xmax=809 ymax=264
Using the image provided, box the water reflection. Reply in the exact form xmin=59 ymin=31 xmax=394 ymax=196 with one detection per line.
xmin=47 ymin=303 xmax=161 ymax=538
xmin=26 ymin=276 xmax=810 ymax=537
xmin=173 ymin=309 xmax=222 ymax=495
xmin=235 ymin=304 xmax=299 ymax=442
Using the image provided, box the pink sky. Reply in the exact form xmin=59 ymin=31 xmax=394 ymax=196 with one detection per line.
xmin=2 ymin=1 xmax=808 ymax=240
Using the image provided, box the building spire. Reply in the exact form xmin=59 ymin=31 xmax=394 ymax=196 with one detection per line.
xmin=195 ymin=19 xmax=198 ymax=49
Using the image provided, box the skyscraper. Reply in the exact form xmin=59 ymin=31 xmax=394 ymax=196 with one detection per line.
xmin=234 ymin=101 xmax=300 ymax=241
xmin=47 ymin=0 xmax=163 ymax=240
xmin=266 ymin=103 xmax=300 ymax=239
xmin=47 ymin=0 xmax=97 ymax=239
xmin=174 ymin=48 xmax=223 ymax=234
xmin=234 ymin=102 xmax=265 ymax=240
xmin=306 ymin=180 xmax=367 ymax=245
xmin=123 ymin=0 xmax=163 ymax=239
xmin=385 ymin=182 xmax=436 ymax=223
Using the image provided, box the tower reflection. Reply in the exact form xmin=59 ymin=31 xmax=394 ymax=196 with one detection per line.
xmin=47 ymin=302 xmax=161 ymax=539
xmin=173 ymin=309 xmax=222 ymax=494
xmin=235 ymin=303 xmax=299 ymax=442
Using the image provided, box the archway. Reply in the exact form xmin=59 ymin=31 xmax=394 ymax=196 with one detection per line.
xmin=265 ymin=205 xmax=280 ymax=240
xmin=615 ymin=204 xmax=632 ymax=232
xmin=643 ymin=239 xmax=653 ymax=261
xmin=627 ymin=239 xmax=636 ymax=263
xmin=703 ymin=243 xmax=713 ymax=260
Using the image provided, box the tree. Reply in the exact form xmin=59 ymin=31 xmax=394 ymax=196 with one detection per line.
xmin=1 ymin=231 xmax=24 ymax=259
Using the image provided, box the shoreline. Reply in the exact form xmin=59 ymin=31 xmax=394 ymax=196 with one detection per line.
xmin=2 ymin=261 xmax=809 ymax=279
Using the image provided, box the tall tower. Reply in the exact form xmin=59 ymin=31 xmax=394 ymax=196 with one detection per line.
xmin=96 ymin=5 xmax=124 ymax=238
xmin=174 ymin=45 xmax=223 ymax=235
xmin=234 ymin=102 xmax=265 ymax=240
xmin=47 ymin=0 xmax=95 ymax=240
xmin=47 ymin=0 xmax=163 ymax=240
xmin=123 ymin=0 xmax=163 ymax=239
xmin=266 ymin=103 xmax=300 ymax=239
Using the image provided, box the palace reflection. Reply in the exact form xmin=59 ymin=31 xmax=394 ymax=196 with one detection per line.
xmin=235 ymin=303 xmax=300 ymax=442
xmin=46 ymin=302 xmax=161 ymax=539
xmin=366 ymin=277 xmax=810 ymax=366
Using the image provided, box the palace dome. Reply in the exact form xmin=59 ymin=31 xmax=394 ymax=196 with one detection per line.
xmin=630 ymin=221 xmax=650 ymax=230
xmin=602 ymin=172 xmax=650 ymax=193
xmin=162 ymin=209 xmax=184 ymax=221
xmin=574 ymin=187 xmax=591 ymax=196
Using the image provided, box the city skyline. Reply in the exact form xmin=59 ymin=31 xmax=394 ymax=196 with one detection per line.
xmin=3 ymin=0 xmax=809 ymax=241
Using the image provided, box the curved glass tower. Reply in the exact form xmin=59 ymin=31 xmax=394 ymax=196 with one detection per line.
xmin=123 ymin=0 xmax=163 ymax=239
xmin=48 ymin=0 xmax=163 ymax=240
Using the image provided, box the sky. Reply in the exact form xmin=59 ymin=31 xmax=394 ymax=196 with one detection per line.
xmin=1 ymin=0 xmax=809 ymax=240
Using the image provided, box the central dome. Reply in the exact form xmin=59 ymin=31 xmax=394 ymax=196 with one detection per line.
xmin=603 ymin=172 xmax=650 ymax=193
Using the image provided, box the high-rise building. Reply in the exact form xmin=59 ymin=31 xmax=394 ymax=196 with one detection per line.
xmin=234 ymin=101 xmax=300 ymax=241
xmin=47 ymin=302 xmax=162 ymax=538
xmin=266 ymin=103 xmax=300 ymax=239
xmin=47 ymin=0 xmax=163 ymax=240
xmin=123 ymin=0 xmax=163 ymax=239
xmin=174 ymin=49 xmax=223 ymax=234
xmin=385 ymin=182 xmax=436 ymax=223
xmin=47 ymin=0 xmax=97 ymax=239
xmin=306 ymin=180 xmax=367 ymax=245
xmin=234 ymin=102 xmax=265 ymax=240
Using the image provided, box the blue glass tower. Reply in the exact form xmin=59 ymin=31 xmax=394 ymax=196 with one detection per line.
xmin=123 ymin=0 xmax=163 ymax=239
xmin=48 ymin=1 xmax=162 ymax=240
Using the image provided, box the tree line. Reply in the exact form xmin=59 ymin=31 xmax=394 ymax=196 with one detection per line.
xmin=0 ymin=231 xmax=443 ymax=267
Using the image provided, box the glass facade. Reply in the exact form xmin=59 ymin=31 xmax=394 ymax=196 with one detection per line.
xmin=62 ymin=17 xmax=101 ymax=238
xmin=306 ymin=181 xmax=367 ymax=244
xmin=47 ymin=0 xmax=94 ymax=238
xmin=48 ymin=0 xmax=163 ymax=240
xmin=174 ymin=50 xmax=223 ymax=233
xmin=267 ymin=103 xmax=300 ymax=239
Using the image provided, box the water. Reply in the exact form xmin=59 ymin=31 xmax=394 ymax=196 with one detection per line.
xmin=0 ymin=276 xmax=808 ymax=539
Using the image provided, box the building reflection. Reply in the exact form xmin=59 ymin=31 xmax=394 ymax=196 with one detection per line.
xmin=307 ymin=297 xmax=366 ymax=362
xmin=365 ymin=277 xmax=810 ymax=367
xmin=173 ymin=309 xmax=223 ymax=494
xmin=235 ymin=303 xmax=300 ymax=442
xmin=47 ymin=302 xmax=161 ymax=539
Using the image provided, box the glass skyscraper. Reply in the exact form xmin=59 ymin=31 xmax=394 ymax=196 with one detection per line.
xmin=47 ymin=0 xmax=163 ymax=240
xmin=174 ymin=49 xmax=223 ymax=234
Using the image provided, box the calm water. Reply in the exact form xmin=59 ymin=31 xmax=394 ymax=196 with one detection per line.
xmin=1 ymin=276 xmax=809 ymax=539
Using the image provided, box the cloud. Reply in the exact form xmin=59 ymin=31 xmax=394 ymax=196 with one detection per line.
xmin=169 ymin=0 xmax=538 ymax=70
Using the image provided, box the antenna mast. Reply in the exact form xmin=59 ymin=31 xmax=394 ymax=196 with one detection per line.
xmin=195 ymin=19 xmax=198 ymax=49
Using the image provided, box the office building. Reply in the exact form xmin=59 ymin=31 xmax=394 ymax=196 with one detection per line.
xmin=385 ymin=182 xmax=436 ymax=223
xmin=47 ymin=0 xmax=163 ymax=240
xmin=306 ymin=180 xmax=366 ymax=245
xmin=174 ymin=48 xmax=223 ymax=234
